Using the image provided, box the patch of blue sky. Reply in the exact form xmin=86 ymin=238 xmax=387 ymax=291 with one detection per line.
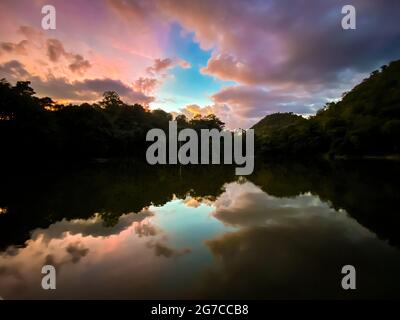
xmin=154 ymin=23 xmax=234 ymax=112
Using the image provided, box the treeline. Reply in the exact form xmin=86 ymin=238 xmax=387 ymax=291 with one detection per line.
xmin=0 ymin=80 xmax=224 ymax=162
xmin=1 ymin=59 xmax=399 ymax=162
xmin=253 ymin=59 xmax=400 ymax=157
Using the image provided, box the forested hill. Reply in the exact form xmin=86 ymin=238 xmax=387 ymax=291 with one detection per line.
xmin=253 ymin=59 xmax=400 ymax=157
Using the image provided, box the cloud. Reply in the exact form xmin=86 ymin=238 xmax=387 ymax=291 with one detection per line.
xmin=31 ymin=210 xmax=155 ymax=241
xmin=177 ymin=59 xmax=191 ymax=69
xmin=0 ymin=40 xmax=28 ymax=55
xmin=211 ymin=85 xmax=316 ymax=118
xmin=107 ymin=0 xmax=159 ymax=29
xmin=154 ymin=0 xmax=400 ymax=88
xmin=121 ymin=0 xmax=400 ymax=127
xmin=0 ymin=60 xmax=155 ymax=105
xmin=46 ymin=39 xmax=66 ymax=62
xmin=65 ymin=242 xmax=90 ymax=264
xmin=0 ymin=60 xmax=30 ymax=78
xmin=132 ymin=77 xmax=159 ymax=95
xmin=39 ymin=77 xmax=155 ymax=105
xmin=68 ymin=54 xmax=92 ymax=75
xmin=75 ymin=78 xmax=155 ymax=104
xmin=212 ymin=182 xmax=336 ymax=228
xmin=3 ymin=1 xmax=400 ymax=129
xmin=178 ymin=86 xmax=318 ymax=129
xmin=147 ymin=58 xmax=173 ymax=74
xmin=200 ymin=221 xmax=400 ymax=298
xmin=0 ymin=209 xmax=175 ymax=299
xmin=18 ymin=25 xmax=44 ymax=43
xmin=134 ymin=221 xmax=158 ymax=237
xmin=179 ymin=104 xmax=215 ymax=118
xmin=146 ymin=57 xmax=191 ymax=75
xmin=146 ymin=240 xmax=191 ymax=258
xmin=46 ymin=38 xmax=92 ymax=75
xmin=192 ymin=181 xmax=400 ymax=298
xmin=178 ymin=103 xmax=253 ymax=130
xmin=0 ymin=25 xmax=92 ymax=77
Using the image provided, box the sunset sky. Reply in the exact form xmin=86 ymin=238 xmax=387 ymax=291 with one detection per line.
xmin=0 ymin=0 xmax=399 ymax=128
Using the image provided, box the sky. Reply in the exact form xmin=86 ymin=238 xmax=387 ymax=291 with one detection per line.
xmin=0 ymin=0 xmax=399 ymax=129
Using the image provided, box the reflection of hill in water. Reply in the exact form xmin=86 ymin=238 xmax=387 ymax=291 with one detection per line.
xmin=0 ymin=160 xmax=399 ymax=249
xmin=249 ymin=160 xmax=400 ymax=248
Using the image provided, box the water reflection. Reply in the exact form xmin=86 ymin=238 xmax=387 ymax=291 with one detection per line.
xmin=0 ymin=161 xmax=400 ymax=299
xmin=202 ymin=182 xmax=400 ymax=299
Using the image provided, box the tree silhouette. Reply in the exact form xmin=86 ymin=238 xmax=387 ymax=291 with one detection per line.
xmin=0 ymin=80 xmax=227 ymax=163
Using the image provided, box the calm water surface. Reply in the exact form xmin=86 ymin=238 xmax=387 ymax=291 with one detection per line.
xmin=0 ymin=161 xmax=399 ymax=299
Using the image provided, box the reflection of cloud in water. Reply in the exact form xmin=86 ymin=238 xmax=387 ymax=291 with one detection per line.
xmin=31 ymin=209 xmax=155 ymax=240
xmin=197 ymin=182 xmax=400 ymax=299
xmin=1 ymin=181 xmax=400 ymax=299
xmin=0 ymin=209 xmax=191 ymax=299
xmin=44 ymin=241 xmax=89 ymax=272
xmin=213 ymin=182 xmax=353 ymax=228
xmin=183 ymin=196 xmax=215 ymax=208
xmin=147 ymin=240 xmax=191 ymax=258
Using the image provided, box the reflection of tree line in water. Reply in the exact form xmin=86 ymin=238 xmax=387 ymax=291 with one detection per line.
xmin=0 ymin=163 xmax=236 ymax=249
xmin=252 ymin=160 xmax=400 ymax=248
xmin=0 ymin=159 xmax=399 ymax=249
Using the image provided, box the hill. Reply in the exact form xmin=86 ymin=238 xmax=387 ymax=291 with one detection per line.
xmin=253 ymin=59 xmax=400 ymax=157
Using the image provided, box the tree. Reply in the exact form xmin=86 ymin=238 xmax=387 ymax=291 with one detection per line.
xmin=14 ymin=81 xmax=35 ymax=97
xmin=99 ymin=91 xmax=124 ymax=109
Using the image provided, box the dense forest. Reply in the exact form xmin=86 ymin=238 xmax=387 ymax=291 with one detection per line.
xmin=0 ymin=81 xmax=223 ymax=163
xmin=253 ymin=59 xmax=400 ymax=157
xmin=1 ymin=59 xmax=399 ymax=163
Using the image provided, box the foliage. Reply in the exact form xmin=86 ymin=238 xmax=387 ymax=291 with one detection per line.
xmin=0 ymin=80 xmax=225 ymax=162
xmin=253 ymin=60 xmax=400 ymax=156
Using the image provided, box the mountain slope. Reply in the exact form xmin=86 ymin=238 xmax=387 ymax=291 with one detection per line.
xmin=253 ymin=59 xmax=400 ymax=156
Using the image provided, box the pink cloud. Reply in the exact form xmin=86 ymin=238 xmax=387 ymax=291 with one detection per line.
xmin=211 ymin=85 xmax=314 ymax=118
xmin=2 ymin=0 xmax=399 ymax=129
xmin=0 ymin=40 xmax=29 ymax=55
xmin=146 ymin=57 xmax=191 ymax=76
xmin=0 ymin=60 xmax=155 ymax=106
xmin=157 ymin=0 xmax=400 ymax=89
xmin=177 ymin=103 xmax=254 ymax=130
xmin=68 ymin=55 xmax=92 ymax=75
xmin=132 ymin=77 xmax=159 ymax=95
